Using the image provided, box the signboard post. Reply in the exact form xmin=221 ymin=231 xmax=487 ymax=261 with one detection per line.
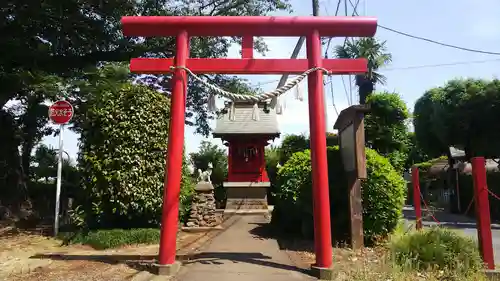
xmin=334 ymin=105 xmax=369 ymax=250
xmin=48 ymin=100 xmax=74 ymax=236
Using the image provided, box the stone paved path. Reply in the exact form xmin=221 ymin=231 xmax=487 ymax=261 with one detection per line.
xmin=173 ymin=215 xmax=315 ymax=281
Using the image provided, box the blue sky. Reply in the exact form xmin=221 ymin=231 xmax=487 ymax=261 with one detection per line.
xmin=43 ymin=0 xmax=500 ymax=159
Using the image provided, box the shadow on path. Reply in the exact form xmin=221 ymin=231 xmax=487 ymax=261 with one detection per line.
xmin=247 ymin=221 xmax=317 ymax=270
xmin=30 ymin=253 xmax=160 ymax=273
xmin=183 ymin=251 xmax=310 ymax=275
xmin=30 ymin=221 xmax=312 ymax=277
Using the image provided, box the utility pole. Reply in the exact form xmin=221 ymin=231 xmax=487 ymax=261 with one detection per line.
xmin=312 ymin=0 xmax=320 ymax=16
xmin=274 ymin=0 xmax=319 ymax=91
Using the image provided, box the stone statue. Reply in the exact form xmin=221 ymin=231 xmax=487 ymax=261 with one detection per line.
xmin=197 ymin=162 xmax=213 ymax=183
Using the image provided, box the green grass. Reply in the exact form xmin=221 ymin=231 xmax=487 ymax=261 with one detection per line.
xmin=60 ymin=228 xmax=161 ymax=250
xmin=388 ymin=226 xmax=483 ymax=276
xmin=324 ymin=223 xmax=488 ymax=281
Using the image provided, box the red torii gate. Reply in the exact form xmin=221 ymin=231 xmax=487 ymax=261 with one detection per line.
xmin=121 ymin=15 xmax=377 ymax=273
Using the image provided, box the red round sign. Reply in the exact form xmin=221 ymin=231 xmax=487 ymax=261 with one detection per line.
xmin=48 ymin=100 xmax=74 ymax=124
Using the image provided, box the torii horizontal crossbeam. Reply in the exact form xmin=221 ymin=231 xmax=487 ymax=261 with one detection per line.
xmin=121 ymin=16 xmax=377 ymax=37
xmin=130 ymin=58 xmax=368 ymax=75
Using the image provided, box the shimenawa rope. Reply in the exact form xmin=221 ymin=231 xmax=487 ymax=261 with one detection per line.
xmin=169 ymin=66 xmax=329 ymax=121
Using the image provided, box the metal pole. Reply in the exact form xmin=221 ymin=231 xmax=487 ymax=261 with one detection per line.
xmin=471 ymin=157 xmax=495 ymax=269
xmin=274 ymin=0 xmax=318 ymax=90
xmin=411 ymin=166 xmax=422 ymax=230
xmin=54 ymin=124 xmax=64 ymax=236
xmin=455 ymin=168 xmax=461 ymax=212
xmin=312 ymin=0 xmax=320 ymax=16
xmin=307 ymin=29 xmax=333 ymax=269
xmin=158 ymin=30 xmax=189 ymax=266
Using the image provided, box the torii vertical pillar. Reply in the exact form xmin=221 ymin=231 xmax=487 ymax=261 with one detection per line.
xmin=158 ymin=31 xmax=189 ymax=270
xmin=122 ymin=15 xmax=378 ymax=276
xmin=307 ymin=29 xmax=333 ymax=269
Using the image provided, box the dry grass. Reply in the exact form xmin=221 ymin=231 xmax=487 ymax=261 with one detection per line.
xmin=0 ymin=226 xmax=210 ymax=281
xmin=286 ymin=239 xmax=489 ymax=281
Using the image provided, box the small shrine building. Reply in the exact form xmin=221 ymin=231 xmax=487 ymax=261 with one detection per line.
xmin=213 ymin=101 xmax=280 ymax=214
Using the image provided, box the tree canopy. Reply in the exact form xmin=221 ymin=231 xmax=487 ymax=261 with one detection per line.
xmin=0 ymin=0 xmax=292 ymax=216
xmin=333 ymin=38 xmax=392 ymax=104
xmin=364 ymin=91 xmax=410 ymax=172
xmin=413 ymin=78 xmax=500 ymax=159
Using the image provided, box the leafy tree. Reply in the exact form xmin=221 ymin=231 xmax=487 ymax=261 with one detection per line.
xmin=0 ymin=0 xmax=291 ymax=216
xmin=3 ymin=0 xmax=290 ymax=136
xmin=413 ymin=78 xmax=500 ymax=159
xmin=189 ymin=141 xmax=227 ymax=206
xmin=364 ymin=92 xmax=410 ymax=172
xmin=0 ymin=110 xmax=29 ymax=217
xmin=76 ymin=81 xmax=194 ymax=229
xmin=405 ymin=132 xmax=430 ymax=168
xmin=189 ymin=141 xmax=227 ymax=183
xmin=333 ymin=38 xmax=392 ymax=104
xmin=413 ymin=88 xmax=447 ymax=158
xmin=265 ymin=146 xmax=281 ymax=205
xmin=31 ymin=144 xmax=77 ymax=184
xmin=28 ymin=144 xmax=80 ymax=218
xmin=278 ymin=134 xmax=310 ymax=164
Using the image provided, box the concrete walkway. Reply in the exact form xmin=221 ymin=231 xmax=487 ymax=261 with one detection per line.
xmin=173 ymin=216 xmax=315 ymax=281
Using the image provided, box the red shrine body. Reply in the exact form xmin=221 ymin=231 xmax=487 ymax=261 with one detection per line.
xmin=212 ymin=101 xmax=280 ymax=211
xmin=227 ymin=138 xmax=269 ymax=183
xmin=121 ymin=15 xmax=377 ymax=272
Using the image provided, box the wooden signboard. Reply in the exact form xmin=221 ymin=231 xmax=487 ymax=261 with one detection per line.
xmin=334 ymin=104 xmax=370 ymax=250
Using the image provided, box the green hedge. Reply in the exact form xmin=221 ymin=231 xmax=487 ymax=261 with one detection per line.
xmin=76 ymin=83 xmax=194 ymax=229
xmin=271 ymin=146 xmax=406 ymax=244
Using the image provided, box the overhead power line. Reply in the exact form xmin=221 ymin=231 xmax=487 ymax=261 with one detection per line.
xmin=252 ymin=58 xmax=500 ymax=88
xmin=323 ymin=58 xmax=500 ymax=86
xmin=378 ymin=25 xmax=500 ymax=56
xmin=382 ymin=58 xmax=500 ymax=71
xmin=345 ymin=1 xmax=500 ymax=56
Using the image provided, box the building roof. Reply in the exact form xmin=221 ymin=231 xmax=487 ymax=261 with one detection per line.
xmin=212 ymin=101 xmax=280 ymax=138
xmin=428 ymin=158 xmax=499 ymax=175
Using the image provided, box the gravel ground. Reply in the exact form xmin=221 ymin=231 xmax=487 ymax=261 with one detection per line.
xmin=0 ymin=227 xmax=210 ymax=281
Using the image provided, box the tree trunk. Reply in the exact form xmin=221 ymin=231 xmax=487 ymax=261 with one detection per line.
xmin=21 ymin=141 xmax=33 ymax=181
xmin=356 ymin=75 xmax=374 ymax=104
xmin=0 ymin=110 xmax=31 ymax=218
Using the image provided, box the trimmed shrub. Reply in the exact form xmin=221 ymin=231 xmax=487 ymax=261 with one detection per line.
xmin=390 ymin=227 xmax=482 ymax=275
xmin=76 ymin=83 xmax=194 ymax=229
xmin=271 ymin=146 xmax=406 ymax=244
xmin=363 ymin=149 xmax=407 ymax=240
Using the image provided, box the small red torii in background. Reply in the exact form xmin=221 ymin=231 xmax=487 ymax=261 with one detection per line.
xmin=121 ymin=15 xmax=377 ymax=273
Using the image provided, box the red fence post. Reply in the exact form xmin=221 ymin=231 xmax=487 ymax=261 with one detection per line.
xmin=306 ymin=29 xmax=333 ymax=269
xmin=411 ymin=166 xmax=423 ymax=230
xmin=158 ymin=30 xmax=189 ymax=266
xmin=471 ymin=157 xmax=495 ymax=270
